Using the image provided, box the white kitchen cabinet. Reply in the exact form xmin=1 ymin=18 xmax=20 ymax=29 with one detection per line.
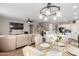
xmin=16 ymin=34 xmax=35 ymax=48
xmin=16 ymin=34 xmax=29 ymax=48
xmin=28 ymin=34 xmax=35 ymax=45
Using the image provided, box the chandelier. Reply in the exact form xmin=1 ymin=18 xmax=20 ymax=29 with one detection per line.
xmin=40 ymin=3 xmax=60 ymax=16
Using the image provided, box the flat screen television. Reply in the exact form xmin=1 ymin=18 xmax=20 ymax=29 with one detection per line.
xmin=10 ymin=22 xmax=23 ymax=30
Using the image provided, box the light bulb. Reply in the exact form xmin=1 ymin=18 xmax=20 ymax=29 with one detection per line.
xmin=53 ymin=16 xmax=57 ymax=20
xmin=45 ymin=10 xmax=50 ymax=16
xmin=73 ymin=5 xmax=77 ymax=9
xmin=57 ymin=11 xmax=62 ymax=17
xmin=39 ymin=14 xmax=43 ymax=19
xmin=74 ymin=12 xmax=78 ymax=15
xmin=44 ymin=17 xmax=48 ymax=21
xmin=74 ymin=16 xmax=78 ymax=19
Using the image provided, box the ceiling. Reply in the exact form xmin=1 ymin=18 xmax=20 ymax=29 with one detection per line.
xmin=0 ymin=3 xmax=79 ymax=23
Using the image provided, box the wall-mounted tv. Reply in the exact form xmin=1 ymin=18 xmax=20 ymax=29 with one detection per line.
xmin=10 ymin=22 xmax=23 ymax=30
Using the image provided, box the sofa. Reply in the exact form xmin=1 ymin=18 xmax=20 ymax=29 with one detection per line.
xmin=0 ymin=34 xmax=35 ymax=51
xmin=0 ymin=35 xmax=16 ymax=51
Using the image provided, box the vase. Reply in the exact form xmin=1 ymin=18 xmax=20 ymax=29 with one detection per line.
xmin=54 ymin=41 xmax=59 ymax=51
xmin=53 ymin=41 xmax=62 ymax=56
xmin=47 ymin=42 xmax=62 ymax=56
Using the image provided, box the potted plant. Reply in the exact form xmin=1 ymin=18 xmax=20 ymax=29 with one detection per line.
xmin=55 ymin=32 xmax=62 ymax=50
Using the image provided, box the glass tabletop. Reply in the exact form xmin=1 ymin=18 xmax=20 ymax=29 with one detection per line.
xmin=36 ymin=41 xmax=73 ymax=56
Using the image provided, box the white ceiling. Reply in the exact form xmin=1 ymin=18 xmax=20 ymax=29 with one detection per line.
xmin=0 ymin=3 xmax=79 ymax=23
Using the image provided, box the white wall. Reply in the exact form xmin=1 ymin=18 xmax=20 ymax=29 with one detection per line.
xmin=58 ymin=19 xmax=79 ymax=40
xmin=59 ymin=20 xmax=79 ymax=35
xmin=0 ymin=18 xmax=29 ymax=35
xmin=59 ymin=24 xmax=71 ymax=30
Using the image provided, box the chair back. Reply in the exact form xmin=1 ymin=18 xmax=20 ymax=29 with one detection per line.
xmin=22 ymin=46 xmax=44 ymax=56
xmin=34 ymin=34 xmax=43 ymax=45
xmin=46 ymin=31 xmax=56 ymax=43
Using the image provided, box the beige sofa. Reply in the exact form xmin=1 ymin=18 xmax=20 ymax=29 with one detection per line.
xmin=0 ymin=35 xmax=16 ymax=51
xmin=0 ymin=34 xmax=35 ymax=51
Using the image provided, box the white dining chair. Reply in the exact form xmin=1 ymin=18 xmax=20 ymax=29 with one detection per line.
xmin=46 ymin=31 xmax=56 ymax=44
xmin=22 ymin=46 xmax=44 ymax=56
xmin=34 ymin=34 xmax=43 ymax=47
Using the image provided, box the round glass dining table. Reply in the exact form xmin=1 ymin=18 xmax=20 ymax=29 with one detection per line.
xmin=37 ymin=42 xmax=74 ymax=56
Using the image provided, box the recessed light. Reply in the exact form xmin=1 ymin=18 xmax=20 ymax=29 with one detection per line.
xmin=53 ymin=16 xmax=57 ymax=20
xmin=74 ymin=16 xmax=78 ymax=19
xmin=73 ymin=5 xmax=77 ymax=9
xmin=74 ymin=12 xmax=78 ymax=15
xmin=44 ymin=17 xmax=48 ymax=21
xmin=39 ymin=14 xmax=43 ymax=19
